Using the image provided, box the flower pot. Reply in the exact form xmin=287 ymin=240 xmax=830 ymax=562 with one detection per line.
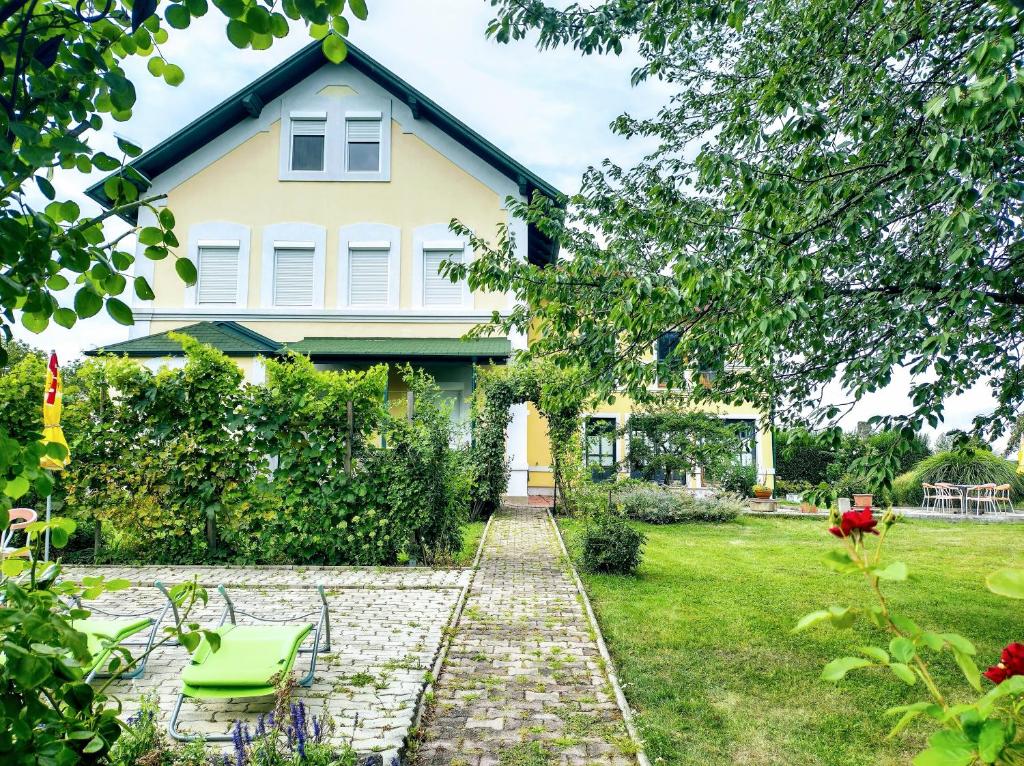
xmin=753 ymin=488 xmax=772 ymax=499
xmin=800 ymin=502 xmax=818 ymax=514
xmin=853 ymin=493 xmax=873 ymax=508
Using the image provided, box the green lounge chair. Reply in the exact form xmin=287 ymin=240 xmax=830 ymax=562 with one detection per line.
xmin=162 ymin=583 xmax=331 ymax=742
xmin=70 ymin=586 xmax=171 ymax=683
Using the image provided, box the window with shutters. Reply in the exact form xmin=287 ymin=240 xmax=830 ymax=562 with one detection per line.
xmin=196 ymin=244 xmax=240 ymax=305
xmin=289 ymin=117 xmax=326 ymax=172
xmin=422 ymin=248 xmax=464 ymax=307
xmin=273 ymin=246 xmax=315 ymax=307
xmin=348 ymin=246 xmax=390 ymax=306
xmin=346 ymin=118 xmax=381 ymax=172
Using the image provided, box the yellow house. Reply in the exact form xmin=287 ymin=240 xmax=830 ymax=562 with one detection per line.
xmin=86 ymin=39 xmax=774 ymax=500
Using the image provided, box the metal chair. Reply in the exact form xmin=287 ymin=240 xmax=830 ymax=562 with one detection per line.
xmin=921 ymin=483 xmax=939 ymax=511
xmin=966 ymin=484 xmax=998 ymax=516
xmin=2 ymin=508 xmax=38 ymax=558
xmin=994 ymin=484 xmax=1013 ymax=513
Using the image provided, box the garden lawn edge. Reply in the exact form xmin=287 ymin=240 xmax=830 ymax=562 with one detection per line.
xmin=547 ymin=510 xmax=652 ymax=766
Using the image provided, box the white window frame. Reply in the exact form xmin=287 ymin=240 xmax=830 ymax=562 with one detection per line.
xmin=412 ymin=223 xmax=472 ymax=309
xmin=184 ymin=222 xmax=250 ymax=308
xmin=338 ymin=223 xmax=400 ymax=309
xmin=260 ymin=223 xmax=327 ymax=309
xmin=278 ymin=99 xmax=391 ymax=182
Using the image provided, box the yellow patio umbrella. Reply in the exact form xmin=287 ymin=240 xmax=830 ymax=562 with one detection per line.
xmin=40 ymin=351 xmax=70 ymax=561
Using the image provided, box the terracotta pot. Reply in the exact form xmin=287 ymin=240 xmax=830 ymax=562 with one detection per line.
xmin=853 ymin=493 xmax=873 ymax=508
xmin=753 ymin=488 xmax=772 ymax=499
xmin=800 ymin=502 xmax=818 ymax=514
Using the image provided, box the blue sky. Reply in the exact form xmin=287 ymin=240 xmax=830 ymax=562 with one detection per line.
xmin=12 ymin=0 xmax=1001 ymax=445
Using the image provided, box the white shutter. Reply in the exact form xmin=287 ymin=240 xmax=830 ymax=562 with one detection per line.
xmin=273 ymin=247 xmax=315 ymax=306
xmin=292 ymin=118 xmax=326 ymax=137
xmin=346 ymin=119 xmax=381 ymax=142
xmin=349 ymin=248 xmax=389 ymax=306
xmin=196 ymin=245 xmax=239 ymax=305
xmin=423 ymin=249 xmax=464 ymax=306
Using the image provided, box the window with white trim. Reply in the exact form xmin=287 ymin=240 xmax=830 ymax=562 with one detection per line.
xmin=422 ymin=248 xmax=464 ymax=307
xmin=346 ymin=118 xmax=381 ymax=172
xmin=273 ymin=245 xmax=316 ymax=306
xmin=348 ymin=245 xmax=390 ymax=306
xmin=290 ymin=117 xmax=326 ymax=172
xmin=196 ymin=243 xmax=240 ymax=305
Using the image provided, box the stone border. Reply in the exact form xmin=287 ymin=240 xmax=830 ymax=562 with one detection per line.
xmin=546 ymin=510 xmax=652 ymax=766
xmin=405 ymin=513 xmax=494 ymax=763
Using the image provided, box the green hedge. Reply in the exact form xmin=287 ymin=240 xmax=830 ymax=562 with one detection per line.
xmin=5 ymin=339 xmax=477 ymax=566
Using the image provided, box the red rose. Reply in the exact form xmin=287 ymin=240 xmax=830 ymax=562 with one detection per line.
xmin=829 ymin=507 xmax=880 ymax=538
xmin=984 ymin=642 xmax=1024 ymax=684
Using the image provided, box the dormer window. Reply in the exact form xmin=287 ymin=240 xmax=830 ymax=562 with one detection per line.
xmin=346 ymin=116 xmax=382 ymax=173
xmin=289 ymin=114 xmax=326 ymax=172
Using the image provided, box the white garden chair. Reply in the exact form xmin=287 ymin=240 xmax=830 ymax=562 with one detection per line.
xmin=921 ymin=483 xmax=939 ymax=511
xmin=935 ymin=483 xmax=963 ymax=513
xmin=965 ymin=484 xmax=998 ymax=516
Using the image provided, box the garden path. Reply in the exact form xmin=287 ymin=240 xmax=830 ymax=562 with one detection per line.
xmin=412 ymin=506 xmax=639 ymax=766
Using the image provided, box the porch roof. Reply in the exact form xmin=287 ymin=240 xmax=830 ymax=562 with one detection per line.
xmin=283 ymin=337 xmax=512 ymax=359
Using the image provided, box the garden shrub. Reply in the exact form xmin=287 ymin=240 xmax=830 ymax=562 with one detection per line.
xmin=619 ymin=485 xmax=742 ymax=523
xmin=580 ymin=514 xmax=646 ymax=574
xmin=715 ymin=463 xmax=757 ymax=496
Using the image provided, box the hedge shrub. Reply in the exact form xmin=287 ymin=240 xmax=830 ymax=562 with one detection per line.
xmin=580 ymin=515 xmax=645 ymax=574
xmin=619 ymin=485 xmax=742 ymax=523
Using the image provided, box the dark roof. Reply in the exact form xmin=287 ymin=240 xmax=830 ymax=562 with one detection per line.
xmin=84 ymin=39 xmax=563 ymax=264
xmin=85 ymin=321 xmax=281 ymax=357
xmin=283 ymin=337 xmax=511 ymax=359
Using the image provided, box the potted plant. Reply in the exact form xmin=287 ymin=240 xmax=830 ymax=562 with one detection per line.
xmin=799 ymin=500 xmax=818 ymax=513
xmin=852 ymin=490 xmax=873 ymax=508
xmin=752 ymin=483 xmax=772 ymax=499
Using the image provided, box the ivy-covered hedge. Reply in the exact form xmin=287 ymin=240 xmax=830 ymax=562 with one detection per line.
xmin=2 ymin=338 xmax=476 ymax=566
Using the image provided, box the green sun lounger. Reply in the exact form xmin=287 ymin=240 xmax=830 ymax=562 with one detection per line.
xmin=162 ymin=583 xmax=331 ymax=742
xmin=71 ymin=589 xmax=171 ymax=682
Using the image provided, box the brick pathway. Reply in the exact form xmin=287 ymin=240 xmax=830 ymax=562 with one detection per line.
xmin=413 ymin=507 xmax=638 ymax=766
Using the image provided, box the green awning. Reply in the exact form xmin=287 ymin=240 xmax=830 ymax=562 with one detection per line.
xmin=283 ymin=337 xmax=512 ymax=358
xmin=85 ymin=321 xmax=281 ymax=357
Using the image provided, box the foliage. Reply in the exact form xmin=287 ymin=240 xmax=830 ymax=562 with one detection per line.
xmin=715 ymin=463 xmax=756 ymax=496
xmin=462 ymin=0 xmax=1024 ymax=497
xmin=796 ymin=506 xmax=1024 ymax=764
xmin=776 ymin=429 xmax=841 ymax=486
xmin=626 ymin=400 xmax=741 ymax=486
xmin=619 ymin=486 xmax=742 ymax=524
xmin=0 ymin=0 xmax=372 ymax=520
xmin=470 ymin=359 xmax=585 ymax=517
xmin=580 ymin=514 xmax=645 ymax=574
xmin=0 ymin=518 xmax=216 ymax=766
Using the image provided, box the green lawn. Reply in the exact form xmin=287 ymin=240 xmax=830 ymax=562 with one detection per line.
xmin=454 ymin=520 xmax=486 ymax=566
xmin=558 ymin=515 xmax=1024 ymax=766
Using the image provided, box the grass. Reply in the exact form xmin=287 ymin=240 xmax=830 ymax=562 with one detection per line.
xmin=453 ymin=520 xmax=486 ymax=566
xmin=558 ymin=515 xmax=1024 ymax=766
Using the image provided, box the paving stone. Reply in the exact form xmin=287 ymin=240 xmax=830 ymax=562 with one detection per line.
xmin=413 ymin=507 xmax=638 ymax=765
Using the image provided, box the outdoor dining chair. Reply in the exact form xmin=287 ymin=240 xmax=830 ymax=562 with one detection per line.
xmin=921 ymin=483 xmax=940 ymax=511
xmin=965 ymin=484 xmax=998 ymax=516
xmin=994 ymin=484 xmax=1013 ymax=513
xmin=934 ymin=483 xmax=963 ymax=513
xmin=1 ymin=508 xmax=37 ymax=558
xmin=162 ymin=582 xmax=332 ymax=742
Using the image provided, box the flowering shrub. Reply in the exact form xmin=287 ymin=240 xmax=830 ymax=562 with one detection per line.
xmin=798 ymin=506 xmax=1024 ymax=764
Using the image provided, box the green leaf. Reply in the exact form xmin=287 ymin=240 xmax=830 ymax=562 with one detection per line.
xmin=53 ymin=308 xmax=76 ymax=329
xmin=940 ymin=633 xmax=976 ymax=655
xmin=890 ymin=637 xmax=916 ymax=663
xmin=165 ymin=3 xmax=190 ymax=28
xmin=913 ymin=730 xmax=974 ymax=766
xmin=978 ymin=719 xmax=1006 ymax=764
xmin=822 ymin=549 xmax=859 ymax=574
xmin=792 ymin=610 xmax=829 ymax=633
xmin=134 ymin=277 xmax=156 ymax=301
xmin=163 ymin=64 xmax=185 ymax=86
xmin=147 ymin=57 xmax=165 ymax=76
xmin=4 ymin=475 xmax=30 ymax=499
xmin=323 ymin=33 xmax=347 ymax=64
xmin=159 ymin=208 xmax=176 ymax=229
xmin=105 ymin=298 xmax=134 ymax=326
xmin=872 ymin=561 xmax=908 ymax=581
xmin=348 ymin=0 xmax=368 ymax=19
xmin=953 ymin=647 xmax=981 ymax=692
xmin=226 ymin=19 xmax=251 ymax=48
xmin=890 ymin=662 xmax=917 ymax=685
xmin=827 ymin=605 xmax=856 ymax=629
xmin=22 ymin=312 xmax=49 ymax=333
xmin=138 ymin=226 xmax=164 ymax=245
xmin=986 ymin=569 xmax=1024 ymax=600
xmin=175 ymin=258 xmax=198 ymax=285
xmin=821 ymin=656 xmax=872 ymax=682
xmin=858 ymin=646 xmax=890 ymax=663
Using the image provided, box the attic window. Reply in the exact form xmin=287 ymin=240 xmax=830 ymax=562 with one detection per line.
xmin=346 ymin=116 xmax=381 ymax=172
xmin=290 ymin=114 xmax=326 ymax=172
